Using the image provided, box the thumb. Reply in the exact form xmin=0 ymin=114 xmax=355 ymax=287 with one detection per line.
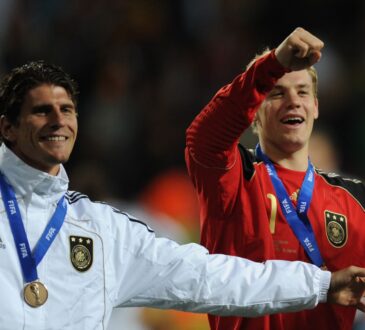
xmin=350 ymin=267 xmax=365 ymax=278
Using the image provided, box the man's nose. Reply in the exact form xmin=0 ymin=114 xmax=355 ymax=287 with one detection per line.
xmin=49 ymin=108 xmax=66 ymax=126
xmin=285 ymin=91 xmax=301 ymax=108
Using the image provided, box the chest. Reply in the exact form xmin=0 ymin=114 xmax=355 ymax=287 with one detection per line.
xmin=242 ymin=168 xmax=365 ymax=267
xmin=0 ymin=206 xmax=107 ymax=330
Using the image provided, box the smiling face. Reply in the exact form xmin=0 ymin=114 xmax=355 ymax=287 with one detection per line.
xmin=255 ymin=70 xmax=318 ymax=156
xmin=0 ymin=84 xmax=78 ymax=175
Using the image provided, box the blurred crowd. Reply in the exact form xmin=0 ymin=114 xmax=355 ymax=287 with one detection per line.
xmin=1 ymin=0 xmax=365 ymax=329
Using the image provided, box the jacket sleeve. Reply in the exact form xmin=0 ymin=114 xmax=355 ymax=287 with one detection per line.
xmin=186 ymin=50 xmax=288 ymax=170
xmin=185 ymin=51 xmax=288 ymax=225
xmin=110 ymin=213 xmax=330 ymax=317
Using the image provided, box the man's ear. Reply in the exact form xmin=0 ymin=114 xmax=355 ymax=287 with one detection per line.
xmin=314 ymin=98 xmax=319 ymax=120
xmin=0 ymin=115 xmax=16 ymax=143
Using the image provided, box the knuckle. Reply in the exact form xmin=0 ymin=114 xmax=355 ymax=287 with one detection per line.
xmin=295 ymin=27 xmax=305 ymax=34
xmin=348 ymin=265 xmax=356 ymax=273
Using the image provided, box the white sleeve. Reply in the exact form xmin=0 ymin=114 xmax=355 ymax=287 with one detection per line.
xmin=109 ymin=214 xmax=330 ymax=317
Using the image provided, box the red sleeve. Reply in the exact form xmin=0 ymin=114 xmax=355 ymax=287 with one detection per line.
xmin=185 ymin=50 xmax=288 ymax=225
xmin=186 ymin=50 xmax=288 ymax=169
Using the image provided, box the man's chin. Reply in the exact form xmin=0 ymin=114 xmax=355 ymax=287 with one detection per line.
xmin=279 ymin=138 xmax=307 ymax=152
xmin=46 ymin=154 xmax=71 ymax=166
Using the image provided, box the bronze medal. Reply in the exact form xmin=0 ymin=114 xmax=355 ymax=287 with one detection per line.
xmin=24 ymin=281 xmax=48 ymax=307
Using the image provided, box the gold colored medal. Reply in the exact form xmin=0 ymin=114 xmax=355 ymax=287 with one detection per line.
xmin=24 ymin=281 xmax=48 ymax=307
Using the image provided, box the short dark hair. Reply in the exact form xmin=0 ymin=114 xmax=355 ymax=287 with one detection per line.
xmin=0 ymin=60 xmax=79 ymax=124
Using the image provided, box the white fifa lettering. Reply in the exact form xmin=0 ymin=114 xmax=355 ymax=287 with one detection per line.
xmin=7 ymin=200 xmax=16 ymax=215
xmin=281 ymin=198 xmax=292 ymax=214
xmin=45 ymin=227 xmax=56 ymax=241
xmin=19 ymin=243 xmax=28 ymax=258
xmin=303 ymin=237 xmax=315 ymax=252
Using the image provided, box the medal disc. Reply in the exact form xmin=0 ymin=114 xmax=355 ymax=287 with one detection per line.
xmin=24 ymin=281 xmax=48 ymax=307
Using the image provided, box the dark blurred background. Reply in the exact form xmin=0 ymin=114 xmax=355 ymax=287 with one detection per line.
xmin=1 ymin=1 xmax=365 ymax=329
xmin=2 ymin=0 xmax=365 ymax=202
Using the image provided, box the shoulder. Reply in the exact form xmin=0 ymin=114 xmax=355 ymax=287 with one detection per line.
xmin=316 ymin=169 xmax=365 ymax=208
xmin=237 ymin=144 xmax=259 ymax=180
xmin=65 ymin=190 xmax=121 ymax=217
xmin=65 ymin=190 xmax=154 ymax=233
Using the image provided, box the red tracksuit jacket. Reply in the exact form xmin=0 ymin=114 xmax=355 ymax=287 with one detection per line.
xmin=185 ymin=51 xmax=365 ymax=330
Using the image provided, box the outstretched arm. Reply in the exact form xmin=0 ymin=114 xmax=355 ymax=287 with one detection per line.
xmin=328 ymin=266 xmax=365 ymax=311
xmin=113 ymin=213 xmax=365 ymax=317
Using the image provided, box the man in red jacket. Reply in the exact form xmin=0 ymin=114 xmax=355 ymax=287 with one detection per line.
xmin=186 ymin=27 xmax=365 ymax=330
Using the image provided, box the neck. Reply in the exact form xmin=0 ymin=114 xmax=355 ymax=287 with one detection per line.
xmin=259 ymin=141 xmax=309 ymax=171
xmin=8 ymin=146 xmax=61 ymax=176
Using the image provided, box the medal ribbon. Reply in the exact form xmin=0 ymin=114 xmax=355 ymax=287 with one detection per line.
xmin=256 ymin=144 xmax=324 ymax=267
xmin=0 ymin=171 xmax=67 ymax=283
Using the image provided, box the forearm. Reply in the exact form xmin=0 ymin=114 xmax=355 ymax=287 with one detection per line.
xmin=186 ymin=51 xmax=287 ymax=169
xmin=120 ymin=237 xmax=330 ymax=317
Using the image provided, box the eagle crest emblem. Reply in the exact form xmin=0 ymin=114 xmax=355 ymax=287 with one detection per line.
xmin=325 ymin=211 xmax=347 ymax=248
xmin=69 ymin=236 xmax=93 ymax=272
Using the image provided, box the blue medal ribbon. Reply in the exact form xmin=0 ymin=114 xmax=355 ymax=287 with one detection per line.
xmin=256 ymin=144 xmax=324 ymax=267
xmin=0 ymin=171 xmax=67 ymax=283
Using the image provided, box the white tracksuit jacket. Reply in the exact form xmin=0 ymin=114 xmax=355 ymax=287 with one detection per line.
xmin=0 ymin=145 xmax=330 ymax=329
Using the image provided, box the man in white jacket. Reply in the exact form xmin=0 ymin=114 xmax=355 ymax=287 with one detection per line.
xmin=0 ymin=61 xmax=364 ymax=330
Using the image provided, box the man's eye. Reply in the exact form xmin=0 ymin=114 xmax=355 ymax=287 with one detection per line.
xmin=270 ymin=92 xmax=283 ymax=98
xmin=33 ymin=109 xmax=48 ymax=115
xmin=61 ymin=107 xmax=76 ymax=115
xmin=298 ymin=90 xmax=309 ymax=95
xmin=32 ymin=106 xmax=50 ymax=115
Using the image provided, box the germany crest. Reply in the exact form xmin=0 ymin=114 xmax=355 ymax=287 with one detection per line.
xmin=325 ymin=211 xmax=347 ymax=248
xmin=69 ymin=236 xmax=93 ymax=272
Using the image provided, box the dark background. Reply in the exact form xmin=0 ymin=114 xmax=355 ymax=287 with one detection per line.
xmin=1 ymin=0 xmax=364 ymax=202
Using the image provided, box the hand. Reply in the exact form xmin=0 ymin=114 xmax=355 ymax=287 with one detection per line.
xmin=328 ymin=266 xmax=365 ymax=311
xmin=274 ymin=27 xmax=324 ymax=71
